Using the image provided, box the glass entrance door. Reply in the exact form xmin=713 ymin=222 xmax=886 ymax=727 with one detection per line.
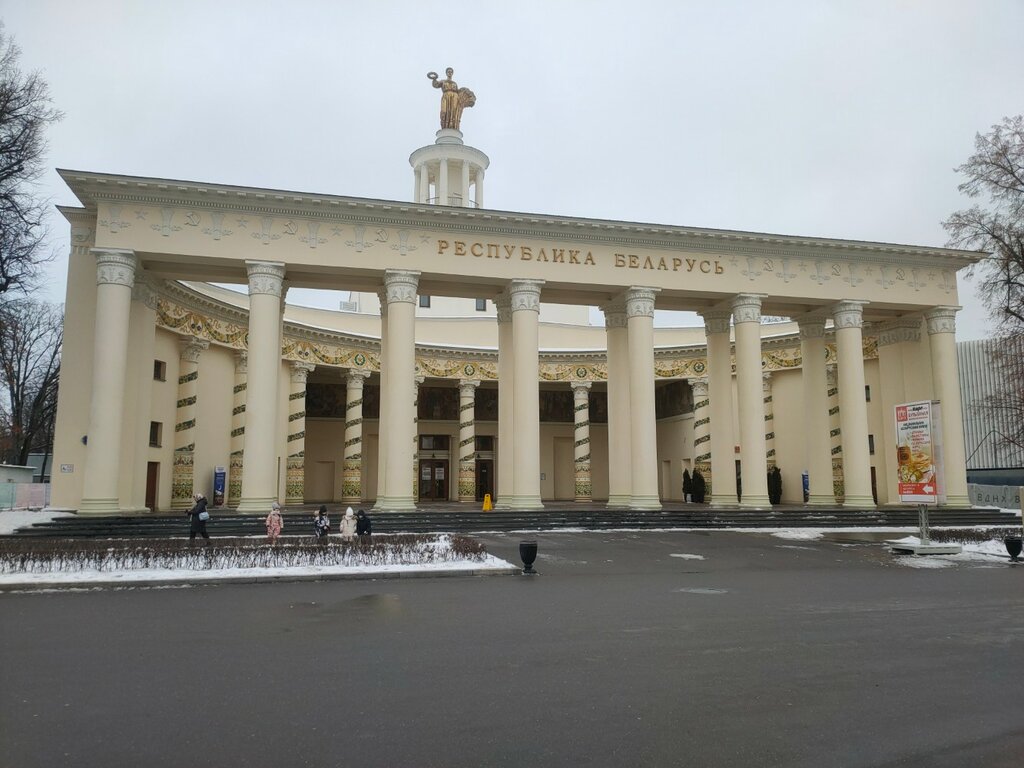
xmin=419 ymin=459 xmax=449 ymax=501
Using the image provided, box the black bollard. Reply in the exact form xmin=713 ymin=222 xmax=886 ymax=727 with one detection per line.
xmin=519 ymin=539 xmax=538 ymax=575
xmin=1004 ymin=536 xmax=1022 ymax=562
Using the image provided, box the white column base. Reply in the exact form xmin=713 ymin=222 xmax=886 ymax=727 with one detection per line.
xmin=374 ymin=495 xmax=417 ymax=511
xmin=628 ymin=496 xmax=662 ymax=511
xmin=77 ymin=498 xmax=121 ymax=516
xmin=943 ymin=495 xmax=971 ymax=508
xmin=739 ymin=496 xmax=771 ymax=509
xmin=236 ymin=496 xmax=278 ymax=513
xmin=606 ymin=495 xmax=632 ymax=508
xmin=710 ymin=494 xmax=736 ymax=507
xmin=500 ymin=495 xmax=544 ymax=511
xmin=842 ymin=495 xmax=876 ymax=508
xmin=806 ymin=495 xmax=837 ymax=506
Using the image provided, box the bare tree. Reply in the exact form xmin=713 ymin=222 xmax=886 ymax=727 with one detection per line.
xmin=943 ymin=115 xmax=1024 ymax=330
xmin=0 ymin=299 xmax=61 ymax=467
xmin=0 ymin=23 xmax=63 ymax=295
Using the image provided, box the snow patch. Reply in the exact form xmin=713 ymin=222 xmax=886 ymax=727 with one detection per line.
xmin=771 ymin=529 xmax=824 ymax=541
xmin=670 ymin=553 xmax=705 ymax=560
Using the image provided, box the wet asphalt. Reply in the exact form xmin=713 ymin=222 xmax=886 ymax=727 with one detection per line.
xmin=1 ymin=530 xmax=1022 ymax=768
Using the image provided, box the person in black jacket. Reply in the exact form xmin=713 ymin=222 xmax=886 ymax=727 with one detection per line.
xmin=355 ymin=509 xmax=372 ymax=537
xmin=186 ymin=493 xmax=210 ymax=542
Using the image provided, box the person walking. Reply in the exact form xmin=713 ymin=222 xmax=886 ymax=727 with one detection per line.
xmin=314 ymin=505 xmax=331 ymax=540
xmin=339 ymin=507 xmax=357 ymax=542
xmin=265 ymin=502 xmax=284 ymax=544
xmin=186 ymin=493 xmax=210 ymax=543
xmin=355 ymin=509 xmax=372 ymax=538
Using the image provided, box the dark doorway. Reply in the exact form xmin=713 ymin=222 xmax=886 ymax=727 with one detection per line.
xmin=145 ymin=462 xmax=160 ymax=511
xmin=476 ymin=459 xmax=493 ymax=502
xmin=419 ymin=459 xmax=449 ymax=501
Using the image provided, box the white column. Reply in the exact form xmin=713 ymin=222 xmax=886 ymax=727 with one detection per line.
xmin=343 ymin=369 xmax=370 ymax=504
xmin=461 ymin=160 xmax=471 ymax=207
xmin=925 ymin=306 xmax=970 ymax=507
xmin=458 ymin=379 xmax=480 ymax=502
xmin=572 ymin=381 xmax=593 ymax=502
xmin=509 ymin=279 xmax=544 ymax=510
xmin=413 ymin=166 xmax=421 ymax=204
xmin=80 ymin=248 xmax=137 ymax=515
xmin=475 ymin=168 xmax=484 ymax=208
xmin=603 ymin=299 xmax=632 ymax=506
xmin=833 ymin=300 xmax=875 ymax=507
xmin=171 ymin=336 xmax=209 ymax=509
xmin=378 ymin=270 xmax=419 ymax=510
xmin=732 ymin=294 xmax=770 ymax=507
xmin=228 ymin=351 xmax=247 ymax=507
xmin=690 ymin=378 xmax=711 ymax=491
xmin=798 ymin=317 xmax=834 ymax=505
xmin=374 ymin=288 xmax=389 ymax=508
xmin=626 ymin=286 xmax=661 ymax=510
xmin=701 ymin=310 xmax=738 ymax=506
xmin=438 ymin=160 xmax=449 ymax=206
xmin=495 ymin=292 xmax=514 ymax=507
xmin=285 ymin=361 xmax=315 ymax=505
xmin=827 ymin=366 xmax=844 ymax=500
xmin=237 ymin=260 xmax=286 ymax=512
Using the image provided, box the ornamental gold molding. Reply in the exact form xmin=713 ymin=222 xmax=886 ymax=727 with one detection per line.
xmin=157 ymin=299 xmax=248 ymax=347
xmin=282 ymin=340 xmax=379 ymax=370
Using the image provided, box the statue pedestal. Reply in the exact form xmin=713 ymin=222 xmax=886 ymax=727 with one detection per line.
xmin=435 ymin=129 xmax=464 ymax=145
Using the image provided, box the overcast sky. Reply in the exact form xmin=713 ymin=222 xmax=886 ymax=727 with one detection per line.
xmin=6 ymin=0 xmax=1023 ymax=339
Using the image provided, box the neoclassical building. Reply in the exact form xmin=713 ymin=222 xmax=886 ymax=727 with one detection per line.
xmin=51 ymin=82 xmax=977 ymax=514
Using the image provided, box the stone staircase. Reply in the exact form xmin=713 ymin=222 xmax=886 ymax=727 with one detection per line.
xmin=5 ymin=503 xmax=1020 ymax=539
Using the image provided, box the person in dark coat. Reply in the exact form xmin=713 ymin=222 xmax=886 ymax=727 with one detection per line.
xmin=314 ymin=505 xmax=331 ymax=540
xmin=186 ymin=493 xmax=210 ymax=542
xmin=355 ymin=509 xmax=372 ymax=537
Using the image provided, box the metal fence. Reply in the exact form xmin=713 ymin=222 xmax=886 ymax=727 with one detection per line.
xmin=0 ymin=483 xmax=51 ymax=510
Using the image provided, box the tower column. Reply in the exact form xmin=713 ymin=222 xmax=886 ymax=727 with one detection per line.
xmin=495 ymin=292 xmax=514 ymax=507
xmin=343 ymin=369 xmax=370 ymax=504
xmin=798 ymin=317 xmax=834 ymax=505
xmin=171 ymin=336 xmax=209 ymax=509
xmin=237 ymin=260 xmax=286 ymax=512
xmin=925 ymin=306 xmax=970 ymax=507
xmin=732 ymin=294 xmax=770 ymax=507
xmin=458 ymin=379 xmax=481 ymax=502
xmin=228 ymin=351 xmax=247 ymax=507
xmin=572 ymin=381 xmax=593 ymax=502
xmin=461 ymin=161 xmax=471 ymax=207
xmin=80 ymin=248 xmax=137 ymax=515
xmin=626 ymin=286 xmax=661 ymax=510
xmin=690 ymin=378 xmax=711 ymax=489
xmin=833 ymin=300 xmax=875 ymax=507
xmin=603 ymin=299 xmax=631 ymax=506
xmin=438 ymin=160 xmax=449 ymax=206
xmin=286 ymin=361 xmax=315 ymax=505
xmin=378 ymin=270 xmax=419 ymax=510
xmin=701 ymin=310 xmax=737 ymax=506
xmin=509 ymin=279 xmax=544 ymax=510
xmin=475 ymin=168 xmax=485 ymax=207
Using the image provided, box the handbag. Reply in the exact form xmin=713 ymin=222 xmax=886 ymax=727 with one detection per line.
xmin=198 ymin=510 xmax=210 ymax=521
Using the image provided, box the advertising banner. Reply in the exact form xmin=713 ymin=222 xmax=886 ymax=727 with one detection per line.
xmin=213 ymin=466 xmax=226 ymax=507
xmin=894 ymin=401 xmax=945 ymax=505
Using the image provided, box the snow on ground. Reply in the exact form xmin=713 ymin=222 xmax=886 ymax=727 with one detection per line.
xmin=771 ymin=529 xmax=824 ymax=541
xmin=0 ymin=508 xmax=73 ymax=535
xmin=670 ymin=553 xmax=705 ymax=560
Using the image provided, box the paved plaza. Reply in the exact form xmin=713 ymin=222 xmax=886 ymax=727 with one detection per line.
xmin=2 ymin=530 xmax=1022 ymax=767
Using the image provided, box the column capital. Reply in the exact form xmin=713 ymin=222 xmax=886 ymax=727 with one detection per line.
xmin=377 ymin=287 xmax=389 ymax=317
xmin=179 ymin=336 xmax=209 ymax=363
xmin=731 ymin=293 xmax=764 ymax=325
xmin=346 ymin=368 xmax=371 ymax=386
xmin=571 ymin=380 xmax=592 ymax=396
xmin=290 ymin=361 xmax=316 ymax=383
xmin=245 ymin=261 xmax=286 ymax=297
xmin=601 ymin=298 xmax=628 ymax=329
xmin=924 ymin=305 xmax=960 ymax=335
xmin=508 ymin=279 xmax=544 ymax=313
xmin=92 ymin=248 xmax=137 ymax=286
xmin=383 ymin=269 xmax=421 ymax=304
xmin=459 ymin=379 xmax=481 ymax=397
xmin=131 ymin=275 xmax=159 ymax=309
xmin=495 ymin=291 xmax=512 ymax=323
xmin=690 ymin=378 xmax=709 ymax=397
xmin=700 ymin=309 xmax=732 ymax=335
xmin=832 ymin=300 xmax=869 ymax=329
xmin=624 ymin=287 xmax=659 ymax=318
xmin=797 ymin=316 xmax=826 ymax=340
xmin=876 ymin=317 xmax=923 ymax=346
xmin=234 ymin=350 xmax=248 ymax=374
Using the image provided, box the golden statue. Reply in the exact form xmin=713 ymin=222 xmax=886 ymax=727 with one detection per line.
xmin=427 ymin=68 xmax=476 ymax=131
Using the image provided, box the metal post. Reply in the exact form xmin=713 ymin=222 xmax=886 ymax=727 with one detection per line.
xmin=918 ymin=504 xmax=930 ymax=545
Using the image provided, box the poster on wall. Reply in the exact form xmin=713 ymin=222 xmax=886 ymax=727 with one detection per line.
xmin=213 ymin=466 xmax=226 ymax=507
xmin=894 ymin=401 xmax=945 ymax=505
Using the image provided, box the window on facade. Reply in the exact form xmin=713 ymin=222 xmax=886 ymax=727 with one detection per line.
xmin=419 ymin=435 xmax=450 ymax=451
xmin=475 ymin=298 xmax=487 ymax=312
xmin=475 ymin=435 xmax=494 ymax=451
xmin=419 ymin=295 xmax=431 ymax=308
xmin=153 ymin=360 xmax=166 ymax=381
xmin=868 ymin=434 xmax=875 ymax=455
xmin=149 ymin=422 xmax=163 ymax=448
xmin=864 ymin=385 xmax=871 ymax=402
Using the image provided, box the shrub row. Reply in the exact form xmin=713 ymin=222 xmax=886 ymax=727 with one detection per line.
xmin=927 ymin=527 xmax=1023 ymax=544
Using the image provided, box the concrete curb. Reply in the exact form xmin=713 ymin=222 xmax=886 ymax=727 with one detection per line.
xmin=0 ymin=565 xmax=522 ymax=592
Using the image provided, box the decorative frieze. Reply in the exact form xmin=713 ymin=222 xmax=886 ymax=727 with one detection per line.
xmin=876 ymin=318 xmax=923 ymax=347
